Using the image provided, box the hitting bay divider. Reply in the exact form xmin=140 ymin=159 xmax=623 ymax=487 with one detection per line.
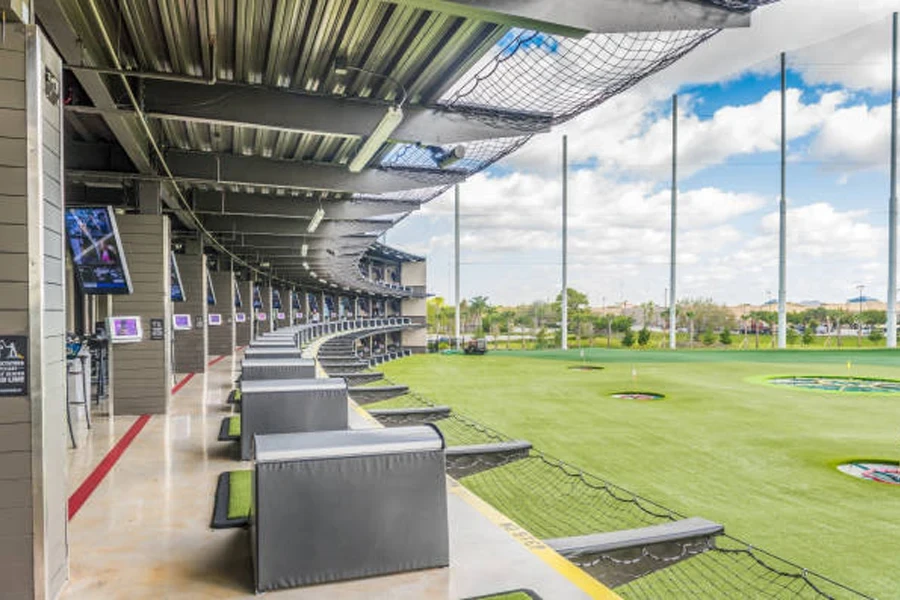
xmin=210 ymin=320 xmax=454 ymax=592
xmin=349 ymin=384 xmax=411 ymax=405
xmin=362 ymin=375 xmax=875 ymax=599
xmin=238 ymin=378 xmax=348 ymax=460
xmin=545 ymin=517 xmax=725 ymax=589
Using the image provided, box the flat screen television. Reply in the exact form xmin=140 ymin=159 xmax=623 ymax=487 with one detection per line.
xmin=207 ymin=268 xmax=216 ymax=306
xmin=66 ymin=207 xmax=133 ymax=295
xmin=173 ymin=314 xmax=192 ymax=331
xmin=292 ymin=291 xmax=301 ymax=310
xmin=108 ymin=316 xmax=142 ymax=343
xmin=208 ymin=313 xmax=222 ymax=326
xmin=234 ymin=280 xmax=242 ymax=308
xmin=170 ymin=252 xmax=185 ymax=302
xmin=235 ymin=312 xmax=246 ymax=323
xmin=272 ymin=290 xmax=282 ymax=310
xmin=253 ymin=286 xmax=263 ymax=310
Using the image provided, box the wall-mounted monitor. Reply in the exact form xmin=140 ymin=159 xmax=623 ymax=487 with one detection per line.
xmin=173 ymin=314 xmax=192 ymax=331
xmin=235 ymin=312 xmax=246 ymax=323
xmin=276 ymin=312 xmax=286 ymax=320
xmin=208 ymin=313 xmax=222 ymax=326
xmin=207 ymin=268 xmax=216 ymax=306
xmin=65 ymin=206 xmax=133 ymax=295
xmin=257 ymin=312 xmax=267 ymax=321
xmin=170 ymin=252 xmax=185 ymax=302
xmin=107 ymin=316 xmax=142 ymax=343
xmin=292 ymin=291 xmax=301 ymax=310
xmin=234 ymin=280 xmax=242 ymax=308
xmin=253 ymin=286 xmax=263 ymax=309
xmin=272 ymin=289 xmax=282 ymax=310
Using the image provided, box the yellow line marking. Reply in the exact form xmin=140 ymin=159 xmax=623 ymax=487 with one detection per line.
xmin=448 ymin=479 xmax=621 ymax=600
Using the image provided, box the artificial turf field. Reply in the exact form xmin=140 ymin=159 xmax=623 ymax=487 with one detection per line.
xmin=376 ymin=349 xmax=900 ymax=598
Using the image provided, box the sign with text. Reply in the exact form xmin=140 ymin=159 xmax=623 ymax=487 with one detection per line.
xmin=0 ymin=336 xmax=28 ymax=396
xmin=149 ymin=318 xmax=164 ymax=340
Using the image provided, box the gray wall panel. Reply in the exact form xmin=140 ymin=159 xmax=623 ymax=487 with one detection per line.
xmin=208 ymin=271 xmax=235 ymax=355
xmin=173 ymin=249 xmax=207 ymax=373
xmin=113 ymin=215 xmax=172 ymax=415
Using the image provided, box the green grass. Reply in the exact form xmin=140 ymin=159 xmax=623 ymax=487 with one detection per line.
xmin=227 ymin=470 xmax=251 ymax=520
xmin=378 ymin=349 xmax=900 ymax=598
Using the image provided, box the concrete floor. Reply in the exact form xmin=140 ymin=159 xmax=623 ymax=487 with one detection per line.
xmin=62 ymin=352 xmax=614 ymax=599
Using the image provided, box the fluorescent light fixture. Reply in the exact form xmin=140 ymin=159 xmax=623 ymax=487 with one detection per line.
xmin=310 ymin=271 xmax=317 ymax=278
xmin=318 ymin=278 xmax=327 ymax=284
xmin=438 ymin=145 xmax=466 ymax=169
xmin=330 ymin=283 xmax=338 ymax=288
xmin=348 ymin=106 xmax=404 ymax=173
xmin=300 ymin=243 xmax=308 ymax=257
xmin=307 ymin=207 xmax=325 ymax=233
xmin=302 ymin=261 xmax=309 ymax=270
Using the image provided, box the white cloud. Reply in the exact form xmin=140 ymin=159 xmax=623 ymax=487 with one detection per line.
xmin=808 ymin=102 xmax=892 ymax=173
xmin=390 ymin=1 xmax=900 ymax=307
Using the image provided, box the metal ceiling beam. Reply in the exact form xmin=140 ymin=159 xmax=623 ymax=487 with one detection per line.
xmin=36 ymin=0 xmax=192 ymax=227
xmin=215 ymin=234 xmax=379 ymax=249
xmin=190 ymin=190 xmax=421 ymax=220
xmin=165 ymin=150 xmax=457 ymax=195
xmin=391 ymin=0 xmax=749 ymax=36
xmin=200 ymin=215 xmax=393 ymax=237
xmin=65 ymin=80 xmax=551 ymax=142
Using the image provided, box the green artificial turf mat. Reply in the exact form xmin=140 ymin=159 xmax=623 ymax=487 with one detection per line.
xmin=228 ymin=415 xmax=241 ymax=437
xmin=377 ymin=350 xmax=900 ymax=597
xmin=227 ymin=470 xmax=251 ymax=520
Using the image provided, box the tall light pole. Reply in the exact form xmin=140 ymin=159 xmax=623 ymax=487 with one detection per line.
xmin=669 ymin=94 xmax=678 ymax=350
xmin=561 ymin=135 xmax=569 ymax=351
xmin=454 ymin=184 xmax=461 ymax=350
xmin=777 ymin=51 xmax=788 ymax=349
xmin=887 ymin=12 xmax=898 ymax=348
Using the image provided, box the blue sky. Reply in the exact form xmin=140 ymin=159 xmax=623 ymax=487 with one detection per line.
xmin=387 ymin=1 xmax=899 ymax=308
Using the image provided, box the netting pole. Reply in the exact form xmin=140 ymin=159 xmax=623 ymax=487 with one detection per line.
xmin=454 ymin=184 xmax=461 ymax=351
xmin=669 ymin=95 xmax=677 ymax=350
xmin=561 ymin=135 xmax=569 ymax=351
xmin=888 ymin=12 xmax=898 ymax=349
xmin=777 ymin=51 xmax=788 ymax=350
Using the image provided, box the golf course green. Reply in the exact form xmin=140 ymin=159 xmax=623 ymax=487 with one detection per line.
xmin=375 ymin=349 xmax=900 ymax=597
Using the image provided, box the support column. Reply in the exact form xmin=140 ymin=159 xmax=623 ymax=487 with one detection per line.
xmin=303 ymin=290 xmax=311 ymax=324
xmin=263 ymin=281 xmax=275 ymax=333
xmin=401 ymin=259 xmax=428 ymax=353
xmin=113 ymin=215 xmax=172 ymax=414
xmin=235 ymin=279 xmax=252 ymax=346
xmin=0 ymin=23 xmax=68 ymax=599
xmin=173 ymin=240 xmax=207 ymax=373
xmin=208 ymin=269 xmax=235 ymax=356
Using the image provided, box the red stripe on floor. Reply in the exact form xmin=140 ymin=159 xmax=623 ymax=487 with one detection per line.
xmin=207 ymin=354 xmax=226 ymax=367
xmin=68 ymin=414 xmax=151 ymax=521
xmin=171 ymin=373 xmax=195 ymax=395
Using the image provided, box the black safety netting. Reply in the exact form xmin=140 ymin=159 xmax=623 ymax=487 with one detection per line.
xmin=364 ymin=377 xmax=872 ymax=599
xmin=441 ymin=27 xmax=718 ymax=128
xmin=701 ymin=0 xmax=780 ymax=11
xmin=372 ymin=24 xmax=725 ymax=197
